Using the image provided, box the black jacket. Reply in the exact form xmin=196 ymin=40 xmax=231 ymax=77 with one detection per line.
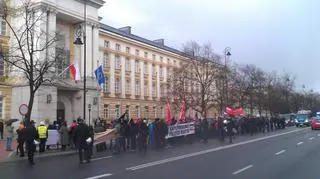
xmin=75 ymin=123 xmax=90 ymax=147
xmin=23 ymin=125 xmax=38 ymax=143
xmin=0 ymin=121 xmax=3 ymax=132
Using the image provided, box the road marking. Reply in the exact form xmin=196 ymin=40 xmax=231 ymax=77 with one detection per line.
xmin=126 ymin=128 xmax=303 ymax=171
xmin=275 ymin=150 xmax=286 ymax=155
xmin=297 ymin=142 xmax=304 ymax=146
xmin=91 ymin=156 xmax=112 ymax=162
xmin=309 ymin=137 xmax=315 ymax=140
xmin=85 ymin=173 xmax=113 ymax=179
xmin=232 ymin=165 xmax=253 ymax=175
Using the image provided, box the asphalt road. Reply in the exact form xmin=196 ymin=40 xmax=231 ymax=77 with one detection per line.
xmin=1 ymin=127 xmax=319 ymax=179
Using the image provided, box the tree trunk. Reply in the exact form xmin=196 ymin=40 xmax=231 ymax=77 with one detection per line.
xmin=25 ymin=85 xmax=35 ymax=124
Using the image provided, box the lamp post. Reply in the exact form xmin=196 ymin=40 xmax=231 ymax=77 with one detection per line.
xmin=73 ymin=0 xmax=87 ymax=121
xmin=88 ymin=103 xmax=91 ymax=126
xmin=223 ymin=47 xmax=231 ymax=109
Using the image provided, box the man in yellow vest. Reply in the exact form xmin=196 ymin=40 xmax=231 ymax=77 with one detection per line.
xmin=37 ymin=121 xmax=48 ymax=153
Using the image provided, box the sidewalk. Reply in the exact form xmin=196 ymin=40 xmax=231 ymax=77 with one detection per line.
xmin=0 ymin=139 xmax=17 ymax=162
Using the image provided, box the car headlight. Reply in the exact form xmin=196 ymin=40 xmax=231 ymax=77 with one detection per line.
xmin=295 ymin=119 xmax=298 ymax=123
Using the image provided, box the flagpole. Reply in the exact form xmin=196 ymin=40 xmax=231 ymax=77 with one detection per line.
xmin=57 ymin=64 xmax=72 ymax=78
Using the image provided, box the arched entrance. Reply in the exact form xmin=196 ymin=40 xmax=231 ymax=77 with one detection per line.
xmin=57 ymin=101 xmax=65 ymax=125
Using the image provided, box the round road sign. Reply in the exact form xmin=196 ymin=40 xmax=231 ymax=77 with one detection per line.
xmin=19 ymin=104 xmax=28 ymax=116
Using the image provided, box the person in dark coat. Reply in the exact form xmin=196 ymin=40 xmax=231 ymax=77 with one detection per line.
xmin=0 ymin=119 xmax=3 ymax=139
xmin=137 ymin=119 xmax=148 ymax=155
xmin=218 ymin=117 xmax=225 ymax=143
xmin=201 ymin=118 xmax=209 ymax=144
xmin=23 ymin=120 xmax=38 ymax=165
xmin=129 ymin=119 xmax=138 ymax=150
xmin=227 ymin=118 xmax=234 ymax=144
xmin=16 ymin=122 xmax=25 ymax=157
xmin=74 ymin=118 xmax=91 ymax=164
xmin=88 ymin=125 xmax=94 ymax=159
xmin=159 ymin=119 xmax=168 ymax=148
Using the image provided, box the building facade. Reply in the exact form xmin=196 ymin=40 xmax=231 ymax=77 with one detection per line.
xmin=98 ymin=24 xmax=189 ymax=121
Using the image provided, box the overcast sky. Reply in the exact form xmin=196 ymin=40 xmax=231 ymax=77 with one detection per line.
xmin=99 ymin=0 xmax=320 ymax=92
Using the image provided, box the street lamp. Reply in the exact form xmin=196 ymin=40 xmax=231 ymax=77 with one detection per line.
xmin=223 ymin=47 xmax=231 ymax=109
xmin=88 ymin=104 xmax=91 ymax=126
xmin=73 ymin=0 xmax=87 ymax=121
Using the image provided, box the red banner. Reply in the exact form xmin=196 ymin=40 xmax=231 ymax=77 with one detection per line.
xmin=166 ymin=103 xmax=172 ymax=125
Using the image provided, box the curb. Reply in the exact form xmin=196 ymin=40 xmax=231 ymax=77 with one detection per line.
xmin=0 ymin=150 xmax=77 ymax=163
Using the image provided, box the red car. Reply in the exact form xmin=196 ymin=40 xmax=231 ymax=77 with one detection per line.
xmin=311 ymin=117 xmax=320 ymax=130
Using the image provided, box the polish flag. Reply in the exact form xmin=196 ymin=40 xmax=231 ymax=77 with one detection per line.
xmin=70 ymin=62 xmax=81 ymax=81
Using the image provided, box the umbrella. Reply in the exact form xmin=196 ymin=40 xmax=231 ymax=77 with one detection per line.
xmin=5 ymin=119 xmax=19 ymax=126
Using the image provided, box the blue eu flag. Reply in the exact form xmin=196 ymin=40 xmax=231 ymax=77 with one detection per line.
xmin=94 ymin=65 xmax=105 ymax=86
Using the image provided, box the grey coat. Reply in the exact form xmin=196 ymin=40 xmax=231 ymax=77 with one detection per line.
xmin=59 ymin=126 xmax=69 ymax=145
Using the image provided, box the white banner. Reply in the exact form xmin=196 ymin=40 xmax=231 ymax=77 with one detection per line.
xmin=47 ymin=129 xmax=60 ymax=146
xmin=166 ymin=122 xmax=195 ymax=139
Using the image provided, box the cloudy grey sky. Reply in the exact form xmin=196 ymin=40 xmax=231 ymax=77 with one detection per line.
xmin=99 ymin=0 xmax=320 ymax=91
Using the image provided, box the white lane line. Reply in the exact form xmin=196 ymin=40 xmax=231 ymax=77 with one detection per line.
xmin=275 ymin=150 xmax=286 ymax=155
xmin=317 ymin=134 xmax=320 ymax=137
xmin=85 ymin=173 xmax=113 ymax=179
xmin=91 ymin=156 xmax=112 ymax=162
xmin=297 ymin=142 xmax=304 ymax=146
xmin=232 ymin=165 xmax=253 ymax=175
xmin=126 ymin=128 xmax=303 ymax=171
xmin=309 ymin=137 xmax=315 ymax=140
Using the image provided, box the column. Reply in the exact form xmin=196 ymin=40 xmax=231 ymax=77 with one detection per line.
xmin=121 ymin=56 xmax=126 ymax=98
xmin=110 ymin=54 xmax=115 ymax=97
xmin=130 ymin=58 xmax=135 ymax=99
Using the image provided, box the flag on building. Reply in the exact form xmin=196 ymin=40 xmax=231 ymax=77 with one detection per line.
xmin=94 ymin=65 xmax=105 ymax=87
xmin=70 ymin=61 xmax=80 ymax=81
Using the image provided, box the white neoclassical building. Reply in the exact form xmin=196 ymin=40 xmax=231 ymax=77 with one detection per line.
xmin=10 ymin=0 xmax=105 ymax=125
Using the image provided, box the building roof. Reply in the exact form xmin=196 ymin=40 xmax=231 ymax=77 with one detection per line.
xmin=99 ymin=23 xmax=185 ymax=56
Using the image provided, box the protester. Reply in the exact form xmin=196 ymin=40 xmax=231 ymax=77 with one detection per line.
xmin=88 ymin=125 xmax=94 ymax=159
xmin=69 ymin=120 xmax=78 ymax=149
xmin=24 ymin=120 xmax=38 ymax=165
xmin=201 ymin=118 xmax=209 ymax=144
xmin=0 ymin=119 xmax=3 ymax=139
xmin=137 ymin=119 xmax=148 ymax=155
xmin=37 ymin=121 xmax=48 ymax=153
xmin=16 ymin=122 xmax=25 ymax=157
xmin=75 ymin=117 xmax=91 ymax=164
xmin=6 ymin=123 xmax=14 ymax=151
xmin=129 ymin=118 xmax=138 ymax=151
xmin=59 ymin=121 xmax=69 ymax=150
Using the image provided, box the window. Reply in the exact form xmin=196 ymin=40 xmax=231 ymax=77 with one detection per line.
xmin=160 ymin=56 xmax=163 ymax=62
xmin=103 ymin=76 xmax=109 ymax=92
xmin=104 ymin=40 xmax=109 ymax=48
xmin=160 ymin=106 xmax=164 ymax=118
xmin=115 ymin=105 xmax=120 ymax=118
xmin=0 ymin=18 xmax=6 ymax=36
xmin=136 ymin=106 xmax=140 ymax=117
xmin=115 ymin=78 xmax=121 ymax=94
xmin=0 ymin=58 xmax=4 ymax=76
xmin=115 ymin=56 xmax=121 ymax=69
xmin=160 ymin=85 xmax=164 ymax=97
xmin=135 ymin=49 xmax=140 ymax=56
xmin=125 ymin=79 xmax=131 ymax=94
xmin=135 ymin=80 xmax=140 ymax=95
xmin=103 ymin=104 xmax=109 ymax=119
xmin=135 ymin=60 xmax=140 ymax=73
xmin=144 ymin=63 xmax=148 ymax=74
xmin=126 ymin=47 xmax=130 ymax=54
xmin=152 ymin=83 xmax=157 ymax=97
xmin=0 ymin=96 xmax=3 ymax=119
xmin=144 ymin=52 xmax=148 ymax=58
xmin=125 ymin=58 xmax=130 ymax=71
xmin=153 ymin=106 xmax=157 ymax=118
xmin=115 ymin=43 xmax=121 ymax=51
xmin=126 ymin=105 xmax=130 ymax=117
xmin=145 ymin=106 xmax=149 ymax=118
xmin=153 ymin=54 xmax=156 ymax=61
xmin=173 ymin=60 xmax=176 ymax=66
xmin=167 ymin=58 xmax=170 ymax=64
xmin=103 ymin=52 xmax=109 ymax=67
xmin=159 ymin=66 xmax=163 ymax=77
xmin=144 ymin=83 xmax=149 ymax=96
xmin=152 ymin=65 xmax=156 ymax=76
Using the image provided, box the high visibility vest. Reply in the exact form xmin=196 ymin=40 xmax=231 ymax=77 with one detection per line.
xmin=38 ymin=126 xmax=47 ymax=139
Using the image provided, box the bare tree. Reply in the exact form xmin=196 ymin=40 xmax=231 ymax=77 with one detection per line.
xmin=165 ymin=41 xmax=222 ymax=117
xmin=0 ymin=0 xmax=63 ymax=122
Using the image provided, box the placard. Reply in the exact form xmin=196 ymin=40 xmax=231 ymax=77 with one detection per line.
xmin=166 ymin=122 xmax=195 ymax=139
